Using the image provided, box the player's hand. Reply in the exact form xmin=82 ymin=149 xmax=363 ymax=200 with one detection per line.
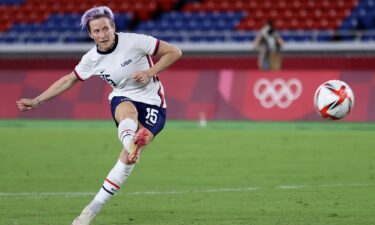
xmin=16 ymin=98 xmax=40 ymax=111
xmin=132 ymin=70 xmax=151 ymax=84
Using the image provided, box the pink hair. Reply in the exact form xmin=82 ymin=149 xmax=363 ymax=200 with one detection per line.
xmin=80 ymin=6 xmax=115 ymax=31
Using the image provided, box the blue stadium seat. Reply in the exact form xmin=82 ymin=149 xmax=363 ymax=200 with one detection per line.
xmin=361 ymin=33 xmax=375 ymax=41
xmin=64 ymin=35 xmax=91 ymax=43
xmin=316 ymin=32 xmax=334 ymax=42
xmin=340 ymin=18 xmax=359 ymax=30
xmin=230 ymin=32 xmax=255 ymax=42
xmin=24 ymin=34 xmax=60 ymax=44
xmin=136 ymin=11 xmax=245 ymax=33
xmin=281 ymin=32 xmax=313 ymax=42
xmin=11 ymin=23 xmax=40 ymax=32
xmin=115 ymin=14 xmax=133 ymax=31
xmin=0 ymin=32 xmax=19 ymax=43
xmin=154 ymin=33 xmax=184 ymax=43
xmin=0 ymin=0 xmax=372 ymax=44
xmin=0 ymin=0 xmax=25 ymax=5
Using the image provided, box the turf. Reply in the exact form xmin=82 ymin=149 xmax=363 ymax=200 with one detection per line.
xmin=0 ymin=120 xmax=375 ymax=225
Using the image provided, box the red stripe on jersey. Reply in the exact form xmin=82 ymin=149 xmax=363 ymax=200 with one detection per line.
xmin=152 ymin=39 xmax=160 ymax=56
xmin=73 ymin=69 xmax=84 ymax=81
xmin=147 ymin=55 xmax=160 ymax=78
xmin=158 ymin=85 xmax=165 ymax=108
xmin=105 ymin=178 xmax=120 ymax=190
xmin=147 ymin=55 xmax=164 ymax=107
xmin=146 ymin=55 xmax=153 ymax=68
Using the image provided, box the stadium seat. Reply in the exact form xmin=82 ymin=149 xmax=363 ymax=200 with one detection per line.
xmin=0 ymin=0 xmax=371 ymax=44
xmin=0 ymin=0 xmax=25 ymax=5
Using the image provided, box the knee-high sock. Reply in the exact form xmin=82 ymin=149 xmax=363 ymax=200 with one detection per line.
xmin=87 ymin=160 xmax=134 ymax=214
xmin=118 ymin=118 xmax=138 ymax=152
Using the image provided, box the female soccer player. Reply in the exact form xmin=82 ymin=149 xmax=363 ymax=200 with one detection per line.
xmin=16 ymin=6 xmax=182 ymax=225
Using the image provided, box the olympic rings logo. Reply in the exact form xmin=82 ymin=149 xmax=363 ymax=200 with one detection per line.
xmin=253 ymin=78 xmax=302 ymax=109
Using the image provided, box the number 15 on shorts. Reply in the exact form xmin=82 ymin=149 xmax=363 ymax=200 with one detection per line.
xmin=145 ymin=108 xmax=158 ymax=125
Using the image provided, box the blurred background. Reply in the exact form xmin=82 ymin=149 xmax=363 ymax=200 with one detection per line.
xmin=1 ymin=0 xmax=375 ymax=121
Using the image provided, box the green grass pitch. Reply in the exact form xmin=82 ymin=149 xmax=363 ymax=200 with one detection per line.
xmin=1 ymin=120 xmax=375 ymax=225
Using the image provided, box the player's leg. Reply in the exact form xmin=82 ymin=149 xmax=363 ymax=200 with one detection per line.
xmin=72 ymin=100 xmax=139 ymax=225
xmin=115 ymin=101 xmax=139 ymax=154
xmin=126 ymin=101 xmax=166 ymax=163
xmin=122 ymin=123 xmax=154 ymax=163
xmin=72 ymin=99 xmax=166 ymax=225
xmin=71 ymin=148 xmax=135 ymax=225
xmin=71 ymin=151 xmax=134 ymax=225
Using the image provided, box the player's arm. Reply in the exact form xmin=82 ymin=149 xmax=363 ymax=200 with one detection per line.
xmin=133 ymin=41 xmax=182 ymax=83
xmin=276 ymin=34 xmax=285 ymax=48
xmin=252 ymin=33 xmax=262 ymax=49
xmin=147 ymin=41 xmax=182 ymax=77
xmin=16 ymin=72 xmax=79 ymax=111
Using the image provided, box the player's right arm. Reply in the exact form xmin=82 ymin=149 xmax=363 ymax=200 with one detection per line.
xmin=16 ymin=72 xmax=79 ymax=111
xmin=252 ymin=32 xmax=262 ymax=49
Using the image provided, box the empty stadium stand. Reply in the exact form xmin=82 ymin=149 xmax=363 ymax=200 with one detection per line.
xmin=0 ymin=0 xmax=374 ymax=44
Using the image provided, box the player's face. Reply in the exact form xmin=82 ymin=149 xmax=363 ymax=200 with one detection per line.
xmin=88 ymin=17 xmax=116 ymax=51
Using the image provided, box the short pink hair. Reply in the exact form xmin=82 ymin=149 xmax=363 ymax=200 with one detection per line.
xmin=80 ymin=6 xmax=115 ymax=31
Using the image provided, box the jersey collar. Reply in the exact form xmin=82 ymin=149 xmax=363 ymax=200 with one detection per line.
xmin=97 ymin=33 xmax=118 ymax=55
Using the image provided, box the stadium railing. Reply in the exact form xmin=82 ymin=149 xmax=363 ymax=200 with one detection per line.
xmin=1 ymin=30 xmax=375 ymax=56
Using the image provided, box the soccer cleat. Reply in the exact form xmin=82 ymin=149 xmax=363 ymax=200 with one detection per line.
xmin=71 ymin=207 xmax=96 ymax=225
xmin=128 ymin=128 xmax=149 ymax=163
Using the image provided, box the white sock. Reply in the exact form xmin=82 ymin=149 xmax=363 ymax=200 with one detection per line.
xmin=88 ymin=160 xmax=134 ymax=212
xmin=83 ymin=119 xmax=137 ymax=215
xmin=118 ymin=118 xmax=138 ymax=151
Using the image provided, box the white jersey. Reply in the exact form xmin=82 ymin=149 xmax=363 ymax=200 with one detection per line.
xmin=74 ymin=32 xmax=166 ymax=108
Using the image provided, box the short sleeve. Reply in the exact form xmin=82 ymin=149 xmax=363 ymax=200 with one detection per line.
xmin=133 ymin=34 xmax=160 ymax=56
xmin=74 ymin=54 xmax=94 ymax=81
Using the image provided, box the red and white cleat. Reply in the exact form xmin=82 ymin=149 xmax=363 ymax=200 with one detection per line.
xmin=128 ymin=128 xmax=149 ymax=163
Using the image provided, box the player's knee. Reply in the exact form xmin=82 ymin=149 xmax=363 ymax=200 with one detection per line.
xmin=115 ymin=101 xmax=138 ymax=122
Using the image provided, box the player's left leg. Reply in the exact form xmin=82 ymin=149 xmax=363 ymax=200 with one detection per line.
xmin=72 ymin=127 xmax=154 ymax=225
xmin=71 ymin=148 xmax=135 ymax=225
xmin=72 ymin=100 xmax=139 ymax=225
xmin=72 ymin=99 xmax=164 ymax=225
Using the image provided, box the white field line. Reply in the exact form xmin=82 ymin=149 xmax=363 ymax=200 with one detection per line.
xmin=0 ymin=183 xmax=373 ymax=198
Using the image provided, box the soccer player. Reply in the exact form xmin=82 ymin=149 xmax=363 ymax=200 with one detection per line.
xmin=16 ymin=6 xmax=182 ymax=225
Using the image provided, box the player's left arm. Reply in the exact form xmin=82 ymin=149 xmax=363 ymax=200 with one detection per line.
xmin=133 ymin=41 xmax=182 ymax=83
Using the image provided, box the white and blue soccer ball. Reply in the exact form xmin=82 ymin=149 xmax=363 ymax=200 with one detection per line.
xmin=314 ymin=80 xmax=354 ymax=120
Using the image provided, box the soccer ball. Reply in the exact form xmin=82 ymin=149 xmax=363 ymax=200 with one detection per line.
xmin=314 ymin=80 xmax=354 ymax=120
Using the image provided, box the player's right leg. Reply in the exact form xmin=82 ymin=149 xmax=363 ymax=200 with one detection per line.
xmin=115 ymin=100 xmax=154 ymax=163
xmin=127 ymin=125 xmax=154 ymax=163
xmin=115 ymin=101 xmax=139 ymax=152
xmin=124 ymin=100 xmax=166 ymax=163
